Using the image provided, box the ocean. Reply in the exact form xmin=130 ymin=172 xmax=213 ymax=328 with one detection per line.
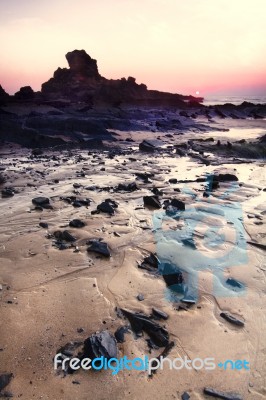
xmin=203 ymin=95 xmax=266 ymax=106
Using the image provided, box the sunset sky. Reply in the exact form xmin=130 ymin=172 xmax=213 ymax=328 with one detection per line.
xmin=1 ymin=0 xmax=266 ymax=97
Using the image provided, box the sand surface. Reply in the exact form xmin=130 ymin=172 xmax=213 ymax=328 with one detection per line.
xmin=0 ymin=122 xmax=266 ymax=400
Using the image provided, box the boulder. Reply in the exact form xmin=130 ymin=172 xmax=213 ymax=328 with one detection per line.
xmin=65 ymin=49 xmax=101 ymax=79
xmin=83 ymin=330 xmax=117 ymax=360
xmin=143 ymin=195 xmax=161 ymax=209
xmin=14 ymin=86 xmax=35 ymax=100
xmin=69 ymin=219 xmax=85 ymax=228
xmin=87 ymin=239 xmax=111 ymax=257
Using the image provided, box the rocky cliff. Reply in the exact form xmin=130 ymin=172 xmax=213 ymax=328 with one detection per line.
xmin=41 ymin=49 xmax=201 ymax=106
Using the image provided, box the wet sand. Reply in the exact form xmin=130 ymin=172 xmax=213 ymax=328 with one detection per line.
xmin=0 ymin=121 xmax=266 ymax=399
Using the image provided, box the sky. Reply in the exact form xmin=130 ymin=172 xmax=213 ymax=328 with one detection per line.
xmin=0 ymin=0 xmax=266 ymax=97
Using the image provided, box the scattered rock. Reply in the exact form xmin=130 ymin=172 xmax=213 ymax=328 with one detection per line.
xmin=181 ymin=392 xmax=190 ymax=400
xmin=97 ymin=199 xmax=118 ymax=215
xmin=143 ymin=195 xmax=161 ymax=209
xmin=0 ymin=374 xmax=13 ymax=392
xmin=69 ymin=219 xmax=85 ymax=228
xmin=203 ymin=387 xmax=243 ymax=400
xmin=137 ymin=294 xmax=144 ymax=301
xmin=139 ymin=253 xmax=160 ymax=272
xmin=32 ymin=197 xmax=50 ymax=207
xmin=139 ymin=139 xmax=160 ymax=152
xmin=1 ymin=188 xmax=15 ymax=198
xmin=121 ymin=309 xmax=169 ymax=347
xmin=152 ymin=308 xmax=169 ymax=320
xmin=161 ymin=262 xmax=184 ymax=287
xmin=116 ymin=182 xmax=138 ymax=192
xmin=39 ymin=222 xmax=48 ymax=228
xmin=114 ymin=326 xmax=129 ymax=343
xmin=220 ymin=312 xmax=244 ymax=327
xmin=148 ymin=341 xmax=175 ymax=376
xmin=83 ymin=330 xmax=117 ymax=361
xmin=54 ymin=230 xmax=76 ymax=242
xmin=169 ymin=178 xmax=177 ymax=184
xmin=87 ymin=240 xmax=111 ymax=257
xmin=226 ymin=278 xmax=244 ymax=289
xmin=247 ymin=241 xmax=266 ymax=251
xmin=215 ymin=174 xmax=238 ymax=182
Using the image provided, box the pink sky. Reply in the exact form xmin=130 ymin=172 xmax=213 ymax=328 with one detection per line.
xmin=1 ymin=0 xmax=266 ymax=97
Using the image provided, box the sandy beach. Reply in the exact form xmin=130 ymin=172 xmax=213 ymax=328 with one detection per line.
xmin=0 ymin=113 xmax=265 ymax=399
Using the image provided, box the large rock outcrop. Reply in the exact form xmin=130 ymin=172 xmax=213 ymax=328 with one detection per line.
xmin=41 ymin=49 xmax=200 ymax=106
xmin=65 ymin=49 xmax=101 ymax=78
xmin=0 ymin=85 xmax=10 ymax=104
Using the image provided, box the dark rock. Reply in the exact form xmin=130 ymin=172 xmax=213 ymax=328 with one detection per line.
xmin=0 ymin=374 xmax=13 ymax=392
xmin=14 ymin=86 xmax=35 ymax=100
xmin=69 ymin=219 xmax=85 ymax=228
xmin=216 ymin=174 xmax=238 ymax=182
xmin=1 ymin=188 xmax=15 ymax=198
xmin=139 ymin=253 xmax=160 ymax=272
xmin=169 ymin=178 xmax=177 ymax=184
xmin=57 ymin=341 xmax=83 ymax=358
xmin=121 ymin=309 xmax=169 ymax=347
xmin=148 ymin=340 xmax=175 ymax=376
xmin=53 ymin=242 xmax=72 ymax=250
xmin=165 ymin=198 xmax=185 ymax=215
xmin=0 ymin=85 xmax=10 ymax=103
xmin=259 ymin=133 xmax=266 ymax=143
xmin=247 ymin=241 xmax=266 ymax=251
xmin=87 ymin=240 xmax=111 ymax=257
xmin=152 ymin=308 xmax=169 ymax=320
xmin=114 ymin=326 xmax=129 ymax=343
xmin=152 ymin=187 xmax=164 ymax=196
xmin=137 ymin=294 xmax=144 ymax=301
xmin=73 ymin=183 xmax=82 ymax=189
xmin=39 ymin=222 xmax=48 ymax=229
xmin=220 ymin=312 xmax=244 ymax=327
xmin=77 ymin=198 xmax=90 ymax=206
xmin=135 ymin=172 xmax=154 ymax=183
xmin=72 ymin=200 xmax=82 ymax=207
xmin=66 ymin=49 xmax=101 ymax=79
xmin=226 ymin=278 xmax=244 ymax=289
xmin=54 ymin=230 xmax=76 ymax=242
xmin=116 ymin=182 xmax=138 ymax=192
xmin=83 ymin=331 xmax=117 ymax=361
xmin=143 ymin=195 xmax=161 ymax=209
xmin=161 ymin=262 xmax=184 ymax=287
xmin=181 ymin=393 xmax=190 ymax=400
xmin=32 ymin=197 xmax=50 ymax=207
xmin=139 ymin=139 xmax=161 ymax=152
xmin=170 ymin=198 xmax=185 ymax=210
xmin=97 ymin=199 xmax=118 ymax=215
xmin=203 ymin=387 xmax=243 ymax=400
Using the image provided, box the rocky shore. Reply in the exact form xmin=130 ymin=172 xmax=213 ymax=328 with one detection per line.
xmin=0 ymin=50 xmax=265 ymax=399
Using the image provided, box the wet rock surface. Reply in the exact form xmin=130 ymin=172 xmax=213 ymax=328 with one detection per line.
xmin=220 ymin=312 xmax=244 ymax=327
xmin=83 ymin=330 xmax=117 ymax=360
xmin=87 ymin=240 xmax=111 ymax=257
xmin=143 ymin=195 xmax=161 ymax=209
xmin=0 ymin=95 xmax=265 ymax=398
xmin=121 ymin=309 xmax=169 ymax=347
xmin=69 ymin=219 xmax=86 ymax=228
xmin=203 ymin=387 xmax=243 ymax=400
xmin=0 ymin=374 xmax=13 ymax=392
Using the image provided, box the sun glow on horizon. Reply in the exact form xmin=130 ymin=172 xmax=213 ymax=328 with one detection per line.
xmin=0 ymin=0 xmax=266 ymax=96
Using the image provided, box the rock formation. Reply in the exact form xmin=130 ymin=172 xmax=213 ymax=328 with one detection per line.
xmin=0 ymin=85 xmax=10 ymax=104
xmin=41 ymin=49 xmax=200 ymax=106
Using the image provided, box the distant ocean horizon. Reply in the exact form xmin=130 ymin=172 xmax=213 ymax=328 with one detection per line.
xmin=203 ymin=95 xmax=266 ymax=106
